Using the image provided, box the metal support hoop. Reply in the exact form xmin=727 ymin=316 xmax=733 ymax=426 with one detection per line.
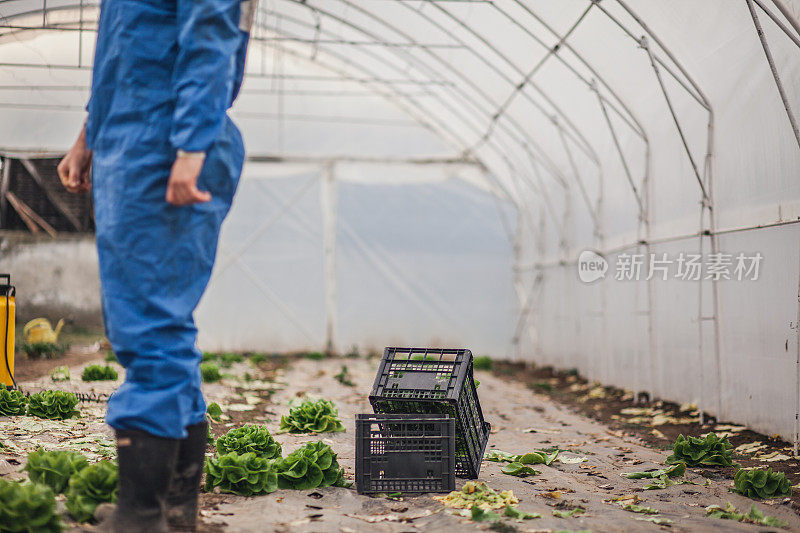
xmin=746 ymin=0 xmax=800 ymax=151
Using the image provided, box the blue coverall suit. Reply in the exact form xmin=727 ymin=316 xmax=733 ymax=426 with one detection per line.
xmin=85 ymin=0 xmax=252 ymax=439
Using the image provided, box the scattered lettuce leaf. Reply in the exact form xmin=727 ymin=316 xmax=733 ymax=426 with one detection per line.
xmin=503 ymin=505 xmax=541 ymax=520
xmin=501 ymin=462 xmax=540 ymax=477
xmin=623 ymin=504 xmax=659 ymax=514
xmin=635 ymin=516 xmax=673 ymax=525
xmin=553 ymin=508 xmax=584 ymax=518
xmin=643 ymin=475 xmax=696 ymax=490
xmin=707 ymin=502 xmax=788 ymax=527
xmin=470 ymin=504 xmax=501 ymax=521
xmin=433 ymin=481 xmax=518 ymax=510
xmin=622 ymin=463 xmax=685 ymax=480
xmin=334 ymin=366 xmax=355 ymax=387
xmin=485 ymin=449 xmax=559 ymax=465
xmin=485 ymin=450 xmax=518 ymax=463
xmin=557 ymin=455 xmax=589 ymax=464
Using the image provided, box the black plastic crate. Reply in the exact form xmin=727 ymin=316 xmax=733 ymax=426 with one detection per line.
xmin=355 ymin=413 xmax=455 ymax=494
xmin=368 ymin=347 xmax=490 ymax=478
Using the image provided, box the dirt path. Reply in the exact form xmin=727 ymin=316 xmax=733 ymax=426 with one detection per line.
xmin=3 ymin=352 xmax=799 ymax=532
xmin=202 ymin=357 xmax=800 ymax=532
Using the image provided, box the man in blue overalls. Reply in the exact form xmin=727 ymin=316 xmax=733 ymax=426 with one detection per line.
xmin=58 ymin=1 xmax=255 ymax=530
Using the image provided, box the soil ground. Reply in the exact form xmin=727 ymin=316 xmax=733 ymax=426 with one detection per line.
xmin=2 ymin=340 xmax=800 ymax=532
xmin=491 ymin=362 xmax=800 ymax=512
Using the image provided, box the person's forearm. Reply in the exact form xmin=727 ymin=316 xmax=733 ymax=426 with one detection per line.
xmin=77 ymin=123 xmax=88 ymax=147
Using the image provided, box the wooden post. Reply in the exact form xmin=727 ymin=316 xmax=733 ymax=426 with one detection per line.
xmin=5 ymin=191 xmax=58 ymax=237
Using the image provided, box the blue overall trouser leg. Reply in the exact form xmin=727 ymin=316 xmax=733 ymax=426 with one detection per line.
xmin=93 ymin=116 xmax=243 ymax=439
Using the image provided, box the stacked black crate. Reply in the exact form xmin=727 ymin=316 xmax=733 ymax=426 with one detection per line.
xmin=355 ymin=347 xmax=490 ymax=494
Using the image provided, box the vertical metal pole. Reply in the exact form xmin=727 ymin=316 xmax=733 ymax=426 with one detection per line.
xmin=644 ymin=134 xmax=657 ymax=403
xmin=600 ymin=246 xmax=609 ymax=384
xmin=596 ymin=163 xmax=606 ymax=382
xmin=795 ymin=254 xmax=800 ymax=455
xmin=530 ymin=160 xmax=552 ymax=366
xmin=708 ymin=153 xmax=723 ymax=422
xmin=511 ymin=207 xmax=524 ymax=361
xmin=634 ymin=244 xmax=643 ymax=403
xmin=536 ymin=208 xmax=546 ymax=362
xmin=78 ymin=0 xmax=84 ymax=68
xmin=698 ymin=207 xmax=706 ymax=425
xmin=645 ymin=243 xmax=657 ymax=400
xmin=321 ymin=162 xmax=337 ymax=353
xmin=561 ymin=186 xmax=572 ymax=371
xmin=0 ymin=158 xmax=10 ymax=229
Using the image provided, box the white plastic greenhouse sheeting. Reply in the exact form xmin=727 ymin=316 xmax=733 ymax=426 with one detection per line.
xmin=194 ymin=166 xmax=516 ymax=355
xmin=0 ymin=0 xmax=799 ymax=441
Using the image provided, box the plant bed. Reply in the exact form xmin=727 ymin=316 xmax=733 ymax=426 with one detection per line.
xmin=369 ymin=347 xmax=490 ymax=478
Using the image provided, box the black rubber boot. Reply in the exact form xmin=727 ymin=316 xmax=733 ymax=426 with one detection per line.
xmin=113 ymin=429 xmax=179 ymax=533
xmin=166 ymin=421 xmax=208 ymax=532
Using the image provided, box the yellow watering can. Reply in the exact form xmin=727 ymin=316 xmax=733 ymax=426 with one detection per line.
xmin=23 ymin=317 xmax=64 ymax=345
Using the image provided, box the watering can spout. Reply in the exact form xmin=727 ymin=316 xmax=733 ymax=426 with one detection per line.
xmin=54 ymin=319 xmax=64 ymax=340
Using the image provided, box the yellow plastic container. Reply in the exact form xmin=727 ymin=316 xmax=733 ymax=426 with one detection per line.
xmin=1 ymin=274 xmax=15 ymax=387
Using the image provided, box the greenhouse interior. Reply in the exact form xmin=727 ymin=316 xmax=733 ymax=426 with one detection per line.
xmin=1 ymin=0 xmax=800 ymax=531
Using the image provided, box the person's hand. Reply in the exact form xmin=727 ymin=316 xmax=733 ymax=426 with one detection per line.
xmin=57 ymin=126 xmax=93 ymax=193
xmin=165 ymin=153 xmax=210 ymax=206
